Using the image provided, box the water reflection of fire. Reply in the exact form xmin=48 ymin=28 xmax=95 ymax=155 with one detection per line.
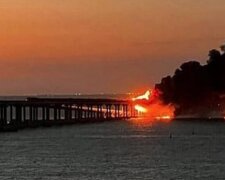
xmin=132 ymin=89 xmax=175 ymax=121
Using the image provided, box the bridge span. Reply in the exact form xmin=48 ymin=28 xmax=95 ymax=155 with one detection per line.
xmin=0 ymin=98 xmax=137 ymax=132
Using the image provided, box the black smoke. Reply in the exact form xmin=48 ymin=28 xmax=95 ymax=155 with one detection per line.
xmin=155 ymin=46 xmax=225 ymax=117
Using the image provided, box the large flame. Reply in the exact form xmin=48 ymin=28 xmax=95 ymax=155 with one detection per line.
xmin=132 ymin=90 xmax=151 ymax=101
xmin=132 ymin=89 xmax=175 ymax=121
xmin=135 ymin=105 xmax=147 ymax=113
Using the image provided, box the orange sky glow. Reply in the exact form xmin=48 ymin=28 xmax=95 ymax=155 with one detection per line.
xmin=0 ymin=0 xmax=225 ymax=95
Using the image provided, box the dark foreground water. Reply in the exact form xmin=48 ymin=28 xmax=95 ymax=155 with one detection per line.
xmin=0 ymin=119 xmax=225 ymax=180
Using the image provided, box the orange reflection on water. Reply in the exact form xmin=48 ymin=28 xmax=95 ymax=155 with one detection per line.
xmin=155 ymin=116 xmax=172 ymax=123
xmin=128 ymin=117 xmax=154 ymax=128
xmin=128 ymin=116 xmax=173 ymax=129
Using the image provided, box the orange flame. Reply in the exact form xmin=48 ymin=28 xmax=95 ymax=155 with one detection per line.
xmin=155 ymin=116 xmax=171 ymax=120
xmin=132 ymin=88 xmax=175 ymax=121
xmin=135 ymin=105 xmax=147 ymax=113
xmin=132 ymin=90 xmax=151 ymax=101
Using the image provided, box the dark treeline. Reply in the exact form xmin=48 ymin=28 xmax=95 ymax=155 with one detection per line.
xmin=155 ymin=44 xmax=225 ymax=116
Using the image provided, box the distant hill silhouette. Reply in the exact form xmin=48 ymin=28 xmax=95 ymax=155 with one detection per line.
xmin=155 ymin=44 xmax=225 ymax=116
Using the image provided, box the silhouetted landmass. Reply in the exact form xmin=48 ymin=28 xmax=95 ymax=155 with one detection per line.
xmin=155 ymin=45 xmax=225 ymax=116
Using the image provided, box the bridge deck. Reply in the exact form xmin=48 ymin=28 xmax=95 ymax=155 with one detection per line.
xmin=0 ymin=98 xmax=137 ymax=132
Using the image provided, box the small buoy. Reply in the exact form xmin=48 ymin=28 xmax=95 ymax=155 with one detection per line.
xmin=192 ymin=129 xmax=195 ymax=135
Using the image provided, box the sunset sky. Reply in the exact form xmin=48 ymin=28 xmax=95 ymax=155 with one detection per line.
xmin=0 ymin=0 xmax=225 ymax=95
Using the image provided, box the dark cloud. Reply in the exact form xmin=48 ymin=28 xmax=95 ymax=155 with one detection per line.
xmin=155 ymin=46 xmax=225 ymax=117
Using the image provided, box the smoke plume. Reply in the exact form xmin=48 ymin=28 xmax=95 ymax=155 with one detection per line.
xmin=155 ymin=44 xmax=225 ymax=117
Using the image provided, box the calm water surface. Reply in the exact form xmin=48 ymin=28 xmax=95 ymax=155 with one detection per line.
xmin=0 ymin=119 xmax=225 ymax=180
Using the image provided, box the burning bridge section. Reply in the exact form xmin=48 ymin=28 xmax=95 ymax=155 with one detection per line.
xmin=0 ymin=90 xmax=178 ymax=132
xmin=131 ymin=89 xmax=175 ymax=121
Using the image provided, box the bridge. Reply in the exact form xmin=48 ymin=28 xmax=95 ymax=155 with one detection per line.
xmin=0 ymin=98 xmax=137 ymax=132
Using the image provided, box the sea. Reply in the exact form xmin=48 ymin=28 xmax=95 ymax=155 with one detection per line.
xmin=1 ymin=119 xmax=225 ymax=179
xmin=0 ymin=95 xmax=225 ymax=179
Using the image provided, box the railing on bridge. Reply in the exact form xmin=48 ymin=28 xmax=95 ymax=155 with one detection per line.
xmin=0 ymin=98 xmax=137 ymax=131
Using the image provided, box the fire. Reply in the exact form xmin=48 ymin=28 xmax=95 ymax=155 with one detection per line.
xmin=132 ymin=90 xmax=151 ymax=101
xmin=155 ymin=115 xmax=172 ymax=123
xmin=156 ymin=116 xmax=171 ymax=120
xmin=135 ymin=105 xmax=147 ymax=113
xmin=132 ymin=88 xmax=175 ymax=121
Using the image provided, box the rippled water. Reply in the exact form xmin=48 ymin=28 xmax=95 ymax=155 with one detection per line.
xmin=0 ymin=119 xmax=225 ymax=179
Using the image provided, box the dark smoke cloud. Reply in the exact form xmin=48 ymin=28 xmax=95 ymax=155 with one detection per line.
xmin=155 ymin=45 xmax=225 ymax=117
